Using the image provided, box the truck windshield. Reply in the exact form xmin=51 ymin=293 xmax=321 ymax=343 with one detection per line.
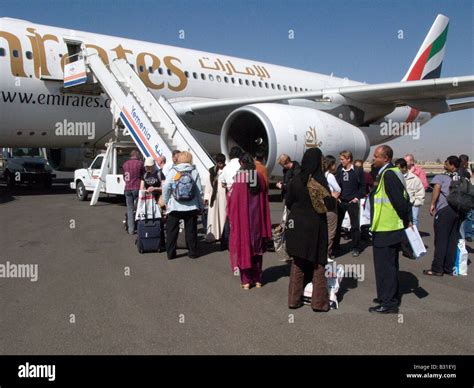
xmin=90 ymin=156 xmax=104 ymax=170
xmin=12 ymin=148 xmax=41 ymax=157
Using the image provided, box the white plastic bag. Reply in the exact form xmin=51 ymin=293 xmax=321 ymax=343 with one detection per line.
xmin=326 ymin=262 xmax=344 ymax=309
xmin=360 ymin=198 xmax=371 ymax=226
xmin=135 ymin=190 xmax=161 ymax=220
xmin=404 ymin=225 xmax=427 ymax=259
xmin=273 ymin=207 xmax=290 ymax=262
xmin=454 ymin=239 xmax=468 ymax=276
xmin=341 ymin=211 xmax=350 ymax=230
xmin=302 ymin=262 xmax=344 ymax=308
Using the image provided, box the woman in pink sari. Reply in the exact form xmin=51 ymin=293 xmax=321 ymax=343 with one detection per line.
xmin=228 ymin=152 xmax=272 ymax=289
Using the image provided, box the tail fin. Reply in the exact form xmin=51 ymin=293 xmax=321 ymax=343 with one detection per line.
xmin=402 ymin=14 xmax=449 ymax=81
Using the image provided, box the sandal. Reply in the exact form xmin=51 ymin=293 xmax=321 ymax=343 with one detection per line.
xmin=241 ymin=283 xmax=250 ymax=290
xmin=255 ymin=282 xmax=262 ymax=288
xmin=422 ymin=269 xmax=443 ymax=277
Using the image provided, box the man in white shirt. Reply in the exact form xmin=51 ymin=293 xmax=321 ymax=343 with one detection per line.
xmin=219 ymin=146 xmax=243 ymax=251
xmin=323 ymin=155 xmax=341 ymax=261
xmin=220 ymin=146 xmax=243 ymax=190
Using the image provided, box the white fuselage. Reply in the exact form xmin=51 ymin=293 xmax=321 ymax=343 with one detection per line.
xmin=0 ymin=17 xmax=431 ymax=153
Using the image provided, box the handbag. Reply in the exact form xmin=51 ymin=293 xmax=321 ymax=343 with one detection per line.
xmin=307 ymin=177 xmax=332 ymax=214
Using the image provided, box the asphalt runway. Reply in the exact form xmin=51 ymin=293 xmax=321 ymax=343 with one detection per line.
xmin=0 ymin=184 xmax=472 ymax=355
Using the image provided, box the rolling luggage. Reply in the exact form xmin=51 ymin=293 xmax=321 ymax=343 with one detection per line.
xmin=135 ymin=190 xmax=161 ymax=254
xmin=137 ymin=219 xmax=161 ymax=253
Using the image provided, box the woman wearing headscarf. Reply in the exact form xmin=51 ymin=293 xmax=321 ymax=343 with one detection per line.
xmin=286 ymin=147 xmax=330 ymax=311
xmin=228 ymin=152 xmax=272 ymax=289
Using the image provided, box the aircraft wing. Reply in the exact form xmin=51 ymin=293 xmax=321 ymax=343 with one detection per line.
xmin=173 ymin=75 xmax=474 ymax=116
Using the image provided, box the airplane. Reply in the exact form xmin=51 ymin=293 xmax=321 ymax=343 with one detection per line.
xmin=0 ymin=14 xmax=473 ymax=176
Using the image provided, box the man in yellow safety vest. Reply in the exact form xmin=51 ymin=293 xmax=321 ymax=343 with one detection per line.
xmin=369 ymin=145 xmax=412 ymax=314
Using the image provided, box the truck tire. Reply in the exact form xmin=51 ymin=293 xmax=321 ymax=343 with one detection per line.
xmin=76 ymin=181 xmax=88 ymax=201
xmin=5 ymin=171 xmax=15 ymax=189
xmin=44 ymin=176 xmax=52 ymax=189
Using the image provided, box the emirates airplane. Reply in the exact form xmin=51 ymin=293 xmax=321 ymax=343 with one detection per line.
xmin=0 ymin=14 xmax=473 ymax=176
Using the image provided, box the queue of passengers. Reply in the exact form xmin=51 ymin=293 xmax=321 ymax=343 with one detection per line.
xmin=122 ymin=146 xmax=473 ymax=314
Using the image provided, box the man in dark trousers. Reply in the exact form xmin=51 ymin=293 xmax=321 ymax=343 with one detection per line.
xmin=276 ymin=154 xmax=301 ymax=201
xmin=334 ymin=150 xmax=365 ymax=257
xmin=369 ymin=145 xmax=411 ymax=314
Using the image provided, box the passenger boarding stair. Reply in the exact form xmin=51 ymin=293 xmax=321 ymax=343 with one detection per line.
xmin=63 ymin=46 xmax=215 ymax=205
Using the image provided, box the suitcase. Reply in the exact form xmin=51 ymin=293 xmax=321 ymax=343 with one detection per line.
xmin=136 ymin=219 xmax=161 ymax=253
xmin=135 ymin=190 xmax=161 ymax=253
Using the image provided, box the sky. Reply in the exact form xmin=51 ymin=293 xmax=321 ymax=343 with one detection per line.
xmin=1 ymin=0 xmax=473 ymax=161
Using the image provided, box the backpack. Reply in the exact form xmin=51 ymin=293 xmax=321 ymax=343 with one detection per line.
xmin=173 ymin=170 xmax=195 ymax=202
xmin=447 ymin=177 xmax=474 ymax=213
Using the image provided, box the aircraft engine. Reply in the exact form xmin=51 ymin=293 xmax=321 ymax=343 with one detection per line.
xmin=220 ymin=103 xmax=370 ymax=176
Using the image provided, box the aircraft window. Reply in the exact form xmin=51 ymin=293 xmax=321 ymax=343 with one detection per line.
xmin=258 ymin=81 xmax=262 ymax=87
xmin=271 ymin=83 xmax=275 ymax=89
xmin=265 ymin=82 xmax=269 ymax=88
xmin=283 ymin=85 xmax=287 ymax=91
xmin=277 ymin=84 xmax=281 ymax=90
xmin=289 ymin=86 xmax=293 ymax=92
xmin=0 ymin=48 xmax=6 ymax=56
xmin=216 ymin=75 xmax=222 ymax=82
xmin=193 ymin=72 xmax=198 ymax=79
xmin=26 ymin=51 xmax=33 ymax=60
xmin=209 ymin=74 xmax=214 ymax=81
xmin=184 ymin=71 xmax=189 ymax=78
xmin=201 ymin=73 xmax=206 ymax=80
xmin=231 ymin=77 xmax=235 ymax=84
xmin=252 ymin=80 xmax=256 ymax=87
xmin=224 ymin=76 xmax=229 ymax=83
xmin=158 ymin=67 xmax=163 ymax=75
xmin=245 ymin=79 xmax=250 ymax=86
xmin=148 ymin=66 xmax=155 ymax=74
xmin=13 ymin=50 xmax=19 ymax=58
xmin=167 ymin=69 xmax=172 ymax=76
xmin=238 ymin=79 xmax=243 ymax=85
xmin=130 ymin=64 xmax=135 ymax=70
xmin=139 ymin=65 xmax=144 ymax=73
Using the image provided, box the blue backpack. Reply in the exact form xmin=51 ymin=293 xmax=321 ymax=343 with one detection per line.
xmin=173 ymin=170 xmax=195 ymax=202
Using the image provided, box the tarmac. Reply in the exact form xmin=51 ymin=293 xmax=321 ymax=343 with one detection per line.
xmin=0 ymin=183 xmax=472 ymax=355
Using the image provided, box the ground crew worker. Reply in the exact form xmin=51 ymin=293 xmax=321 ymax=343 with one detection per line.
xmin=369 ymin=145 xmax=412 ymax=314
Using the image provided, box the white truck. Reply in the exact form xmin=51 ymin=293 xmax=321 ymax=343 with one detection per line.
xmin=70 ymin=142 xmax=136 ymax=201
